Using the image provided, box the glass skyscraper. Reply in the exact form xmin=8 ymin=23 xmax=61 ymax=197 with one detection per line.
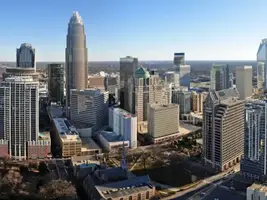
xmin=16 ymin=43 xmax=35 ymax=69
xmin=257 ymin=39 xmax=267 ymax=89
xmin=210 ymin=64 xmax=230 ymax=91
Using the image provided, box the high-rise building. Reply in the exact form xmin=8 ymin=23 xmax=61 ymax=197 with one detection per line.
xmin=48 ymin=63 xmax=64 ymax=104
xmin=111 ymin=108 xmax=137 ymax=148
xmin=172 ymin=90 xmax=191 ymax=116
xmin=257 ymin=39 xmax=267 ymax=89
xmin=191 ymin=91 xmax=207 ymax=113
xmin=16 ymin=43 xmax=35 ymax=69
xmin=0 ymin=76 xmax=39 ymax=160
xmin=70 ymin=89 xmax=109 ymax=131
xmin=210 ymin=64 xmax=230 ymax=91
xmin=173 ymin=53 xmax=185 ymax=66
xmin=203 ymin=88 xmax=244 ymax=171
xmin=236 ymin=66 xmax=252 ymax=100
xmin=147 ymin=103 xmax=179 ymax=143
xmin=119 ymin=56 xmax=138 ymax=111
xmin=65 ymin=11 xmax=88 ymax=106
xmin=128 ymin=67 xmax=171 ymax=122
xmin=241 ymin=100 xmax=267 ymax=181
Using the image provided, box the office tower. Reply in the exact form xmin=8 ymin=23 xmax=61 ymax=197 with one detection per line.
xmin=172 ymin=90 xmax=191 ymax=116
xmin=119 ymin=56 xmax=138 ymax=111
xmin=111 ymin=108 xmax=137 ymax=148
xmin=191 ymin=91 xmax=207 ymax=113
xmin=16 ymin=43 xmax=35 ymax=69
xmin=70 ymin=89 xmax=109 ymax=131
xmin=0 ymin=76 xmax=39 ymax=160
xmin=128 ymin=67 xmax=171 ymax=122
xmin=210 ymin=64 xmax=230 ymax=91
xmin=257 ymin=39 xmax=267 ymax=89
xmin=163 ymin=71 xmax=179 ymax=87
xmin=229 ymin=73 xmax=234 ymax=88
xmin=65 ymin=11 xmax=88 ymax=106
xmin=48 ymin=63 xmax=64 ymax=104
xmin=203 ymin=88 xmax=244 ymax=171
xmin=241 ymin=101 xmax=267 ymax=181
xmin=173 ymin=52 xmax=185 ymax=66
xmin=147 ymin=103 xmax=179 ymax=143
xmin=236 ymin=66 xmax=253 ymax=100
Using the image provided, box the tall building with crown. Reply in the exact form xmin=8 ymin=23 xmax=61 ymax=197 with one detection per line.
xmin=16 ymin=43 xmax=36 ymax=69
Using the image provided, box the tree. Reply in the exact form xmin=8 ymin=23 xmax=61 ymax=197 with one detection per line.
xmin=39 ymin=180 xmax=77 ymax=200
xmin=140 ymin=152 xmax=151 ymax=170
xmin=38 ymin=162 xmax=49 ymax=175
xmin=153 ymin=159 xmax=165 ymax=168
xmin=0 ymin=169 xmax=23 ymax=195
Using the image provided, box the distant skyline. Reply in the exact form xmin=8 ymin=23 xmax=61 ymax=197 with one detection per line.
xmin=0 ymin=0 xmax=267 ymax=61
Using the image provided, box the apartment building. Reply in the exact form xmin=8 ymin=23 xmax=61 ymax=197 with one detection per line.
xmin=191 ymin=91 xmax=207 ymax=113
xmin=52 ymin=118 xmax=82 ymax=157
xmin=203 ymin=88 xmax=244 ymax=171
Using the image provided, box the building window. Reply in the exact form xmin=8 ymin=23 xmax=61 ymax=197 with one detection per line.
xmin=138 ymin=193 xmax=141 ymax=200
xmin=146 ymin=191 xmax=149 ymax=199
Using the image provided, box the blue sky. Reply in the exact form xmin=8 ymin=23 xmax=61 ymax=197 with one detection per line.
xmin=0 ymin=0 xmax=267 ymax=61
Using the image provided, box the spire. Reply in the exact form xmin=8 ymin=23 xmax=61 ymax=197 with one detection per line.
xmin=69 ymin=11 xmax=83 ymax=25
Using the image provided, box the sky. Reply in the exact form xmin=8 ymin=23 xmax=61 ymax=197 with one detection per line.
xmin=0 ymin=0 xmax=267 ymax=61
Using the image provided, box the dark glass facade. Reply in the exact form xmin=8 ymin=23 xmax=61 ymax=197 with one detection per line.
xmin=48 ymin=64 xmax=64 ymax=105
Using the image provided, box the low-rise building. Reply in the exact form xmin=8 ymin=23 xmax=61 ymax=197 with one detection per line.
xmin=27 ymin=131 xmax=51 ymax=159
xmin=247 ymin=183 xmax=267 ymax=200
xmin=52 ymin=118 xmax=82 ymax=157
xmin=98 ymin=131 xmax=130 ymax=151
xmin=0 ymin=140 xmax=8 ymax=157
xmin=147 ymin=103 xmax=179 ymax=143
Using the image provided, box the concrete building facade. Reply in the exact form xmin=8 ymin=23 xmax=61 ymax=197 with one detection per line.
xmin=0 ymin=76 xmax=39 ymax=160
xmin=70 ymin=89 xmax=109 ymax=131
xmin=236 ymin=66 xmax=253 ymax=100
xmin=172 ymin=90 xmax=191 ymax=116
xmin=257 ymin=39 xmax=267 ymax=89
xmin=147 ymin=103 xmax=179 ymax=143
xmin=191 ymin=91 xmax=207 ymax=113
xmin=203 ymin=88 xmax=244 ymax=171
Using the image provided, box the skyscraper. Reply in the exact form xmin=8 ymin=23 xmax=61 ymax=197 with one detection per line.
xmin=0 ymin=76 xmax=39 ymax=160
xmin=172 ymin=90 xmax=191 ymax=116
xmin=16 ymin=43 xmax=35 ymax=69
xmin=210 ymin=64 xmax=230 ymax=91
xmin=203 ymin=88 xmax=244 ymax=171
xmin=257 ymin=39 xmax=267 ymax=89
xmin=173 ymin=53 xmax=190 ymax=88
xmin=241 ymin=100 xmax=267 ymax=181
xmin=128 ymin=67 xmax=171 ymax=122
xmin=236 ymin=66 xmax=252 ymax=100
xmin=119 ymin=56 xmax=138 ymax=111
xmin=48 ymin=63 xmax=64 ymax=104
xmin=65 ymin=11 xmax=88 ymax=106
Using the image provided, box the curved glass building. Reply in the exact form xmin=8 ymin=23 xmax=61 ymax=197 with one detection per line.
xmin=65 ymin=11 xmax=88 ymax=106
xmin=257 ymin=39 xmax=267 ymax=89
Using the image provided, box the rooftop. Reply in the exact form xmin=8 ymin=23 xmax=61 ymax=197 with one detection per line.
xmin=70 ymin=88 xmax=107 ymax=96
xmin=149 ymin=103 xmax=179 ymax=110
xmin=209 ymin=87 xmax=241 ymax=105
xmin=47 ymin=105 xmax=64 ymax=120
xmin=96 ymin=175 xmax=153 ymax=199
xmin=81 ymin=138 xmax=101 ymax=152
xmin=38 ymin=132 xmax=51 ymax=141
xmin=53 ymin=118 xmax=81 ymax=142
xmin=135 ymin=67 xmax=150 ymax=79
xmin=69 ymin=11 xmax=83 ymax=25
xmin=112 ymin=107 xmax=136 ymax=118
xmin=100 ymin=131 xmax=124 ymax=142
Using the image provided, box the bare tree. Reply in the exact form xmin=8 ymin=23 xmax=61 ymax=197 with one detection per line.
xmin=39 ymin=180 xmax=77 ymax=200
xmin=140 ymin=152 xmax=151 ymax=170
xmin=0 ymin=169 xmax=23 ymax=195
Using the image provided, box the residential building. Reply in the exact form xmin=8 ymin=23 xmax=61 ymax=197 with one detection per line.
xmin=241 ymin=100 xmax=267 ymax=181
xmin=0 ymin=76 xmax=39 ymax=160
xmin=210 ymin=64 xmax=230 ymax=91
xmin=27 ymin=132 xmax=51 ymax=159
xmin=236 ymin=66 xmax=253 ymax=100
xmin=65 ymin=11 xmax=88 ymax=106
xmin=257 ymin=39 xmax=267 ymax=89
xmin=172 ymin=90 xmax=191 ymax=117
xmin=70 ymin=89 xmax=109 ymax=131
xmin=52 ymin=118 xmax=82 ymax=157
xmin=203 ymin=88 xmax=244 ymax=171
xmin=247 ymin=183 xmax=267 ymax=200
xmin=147 ymin=103 xmax=179 ymax=143
xmin=16 ymin=43 xmax=35 ymax=69
xmin=119 ymin=56 xmax=138 ymax=111
xmin=48 ymin=63 xmax=64 ymax=104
